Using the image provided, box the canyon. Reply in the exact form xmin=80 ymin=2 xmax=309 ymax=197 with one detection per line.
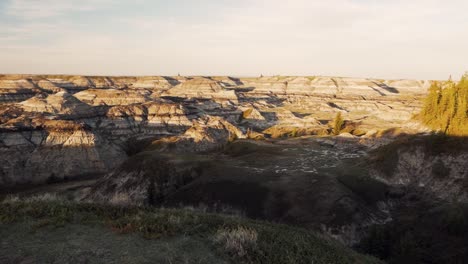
xmin=0 ymin=74 xmax=428 ymax=186
xmin=1 ymin=74 xmax=467 ymax=263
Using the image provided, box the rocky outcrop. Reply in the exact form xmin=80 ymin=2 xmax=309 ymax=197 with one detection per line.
xmin=74 ymin=89 xmax=150 ymax=106
xmin=106 ymin=100 xmax=192 ymax=127
xmin=0 ymin=121 xmax=125 ymax=186
xmin=369 ymin=136 xmax=468 ymax=202
xmin=18 ymin=92 xmax=95 ymax=118
xmin=150 ymin=116 xmax=244 ymax=153
xmin=0 ymin=78 xmax=41 ymax=103
xmin=163 ymin=77 xmax=238 ymax=105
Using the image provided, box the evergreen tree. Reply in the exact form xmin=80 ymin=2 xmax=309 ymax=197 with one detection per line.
xmin=421 ymin=82 xmax=441 ymax=125
xmin=419 ymin=73 xmax=468 ymax=136
xmin=452 ymin=74 xmax=468 ymax=135
xmin=333 ymin=112 xmax=345 ymax=135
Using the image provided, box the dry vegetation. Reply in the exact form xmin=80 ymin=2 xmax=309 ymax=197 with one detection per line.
xmin=0 ymin=196 xmax=381 ymax=264
xmin=213 ymin=226 xmax=258 ymax=258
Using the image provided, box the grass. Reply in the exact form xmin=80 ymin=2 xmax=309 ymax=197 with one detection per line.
xmin=0 ymin=198 xmax=382 ymax=264
xmin=214 ymin=226 xmax=258 ymax=259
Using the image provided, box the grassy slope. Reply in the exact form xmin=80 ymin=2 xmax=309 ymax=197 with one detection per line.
xmin=0 ymin=199 xmax=381 ymax=264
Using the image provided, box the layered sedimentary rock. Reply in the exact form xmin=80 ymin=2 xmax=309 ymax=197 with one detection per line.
xmin=0 ymin=74 xmax=429 ymax=186
xmin=18 ymin=92 xmax=95 ymax=118
xmin=74 ymin=89 xmax=150 ymax=106
xmin=0 ymin=120 xmax=125 ymax=186
xmin=162 ymin=77 xmax=238 ymax=104
xmin=0 ymin=77 xmax=41 ymax=103
xmin=152 ymin=116 xmax=244 ymax=153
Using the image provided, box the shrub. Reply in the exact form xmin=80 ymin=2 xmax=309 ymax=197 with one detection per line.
xmin=213 ymin=226 xmax=258 ymax=258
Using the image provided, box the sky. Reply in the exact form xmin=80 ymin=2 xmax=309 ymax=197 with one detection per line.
xmin=0 ymin=0 xmax=467 ymax=80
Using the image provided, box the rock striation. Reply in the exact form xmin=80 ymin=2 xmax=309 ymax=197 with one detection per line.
xmin=162 ymin=77 xmax=238 ymax=105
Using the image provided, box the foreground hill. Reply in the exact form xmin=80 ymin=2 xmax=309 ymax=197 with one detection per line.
xmin=0 ymin=197 xmax=381 ymax=264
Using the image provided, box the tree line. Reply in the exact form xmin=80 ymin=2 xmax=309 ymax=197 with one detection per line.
xmin=419 ymin=74 xmax=468 ymax=136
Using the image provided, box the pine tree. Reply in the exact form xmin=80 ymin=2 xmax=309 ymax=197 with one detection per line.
xmin=421 ymin=82 xmax=441 ymax=125
xmin=333 ymin=112 xmax=345 ymax=135
xmin=419 ymin=73 xmax=468 ymax=136
xmin=452 ymin=73 xmax=468 ymax=135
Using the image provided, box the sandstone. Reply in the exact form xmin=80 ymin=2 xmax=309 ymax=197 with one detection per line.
xmin=106 ymin=101 xmax=193 ymax=129
xmin=131 ymin=76 xmax=183 ymax=90
xmin=239 ymin=106 xmax=265 ymax=121
xmin=36 ymin=79 xmax=66 ymax=93
xmin=0 ymin=78 xmax=41 ymax=103
xmin=162 ymin=77 xmax=238 ymax=104
xmin=74 ymin=89 xmax=149 ymax=106
xmin=151 ymin=116 xmax=244 ymax=153
xmin=18 ymin=92 xmax=95 ymax=117
xmin=338 ymin=132 xmax=357 ymax=138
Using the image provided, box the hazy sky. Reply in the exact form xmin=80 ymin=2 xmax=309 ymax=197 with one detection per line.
xmin=0 ymin=0 xmax=467 ymax=79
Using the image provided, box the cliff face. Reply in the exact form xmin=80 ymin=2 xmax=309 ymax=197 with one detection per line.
xmin=0 ymin=74 xmax=428 ymax=186
xmin=369 ymin=136 xmax=468 ymax=202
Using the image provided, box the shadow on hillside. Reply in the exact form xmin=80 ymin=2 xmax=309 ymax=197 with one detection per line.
xmin=228 ymin=77 xmax=244 ymax=86
xmin=373 ymin=81 xmax=399 ymax=94
xmin=162 ymin=76 xmax=181 ymax=86
xmin=327 ymin=102 xmax=348 ymax=112
xmin=369 ymin=86 xmax=386 ymax=96
xmin=357 ymin=133 xmax=468 ymax=263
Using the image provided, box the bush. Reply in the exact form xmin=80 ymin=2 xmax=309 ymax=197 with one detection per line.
xmin=214 ymin=226 xmax=258 ymax=258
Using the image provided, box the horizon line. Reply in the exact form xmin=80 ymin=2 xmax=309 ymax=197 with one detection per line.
xmin=0 ymin=72 xmax=449 ymax=82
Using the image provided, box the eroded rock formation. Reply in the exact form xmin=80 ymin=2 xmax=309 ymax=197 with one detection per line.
xmin=0 ymin=74 xmax=429 ymax=186
xmin=369 ymin=136 xmax=468 ymax=202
